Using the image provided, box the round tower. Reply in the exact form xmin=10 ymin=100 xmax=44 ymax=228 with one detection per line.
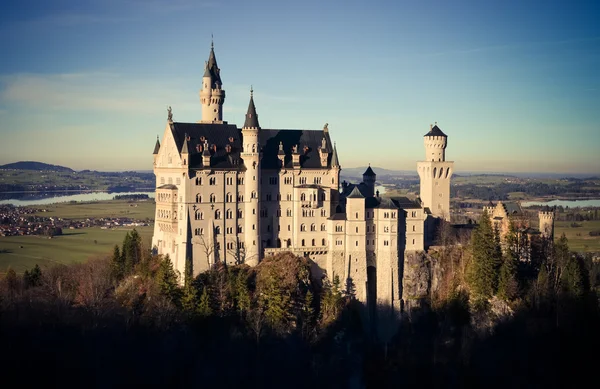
xmin=199 ymin=40 xmax=226 ymax=123
xmin=241 ymin=88 xmax=261 ymax=264
xmin=424 ymin=124 xmax=447 ymax=162
xmin=539 ymin=207 xmax=555 ymax=240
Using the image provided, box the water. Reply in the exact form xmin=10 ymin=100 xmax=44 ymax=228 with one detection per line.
xmin=0 ymin=191 xmax=155 ymax=207
xmin=522 ymin=199 xmax=600 ymax=208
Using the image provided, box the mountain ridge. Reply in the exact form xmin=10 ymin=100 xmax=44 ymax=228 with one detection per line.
xmin=0 ymin=161 xmax=74 ymax=172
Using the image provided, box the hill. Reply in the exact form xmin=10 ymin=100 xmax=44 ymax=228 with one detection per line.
xmin=342 ymin=166 xmax=415 ymax=178
xmin=0 ymin=161 xmax=74 ymax=172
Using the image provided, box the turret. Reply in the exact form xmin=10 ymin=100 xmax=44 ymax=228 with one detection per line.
xmin=362 ymin=165 xmax=376 ymax=197
xmin=539 ymin=206 xmax=555 ymax=240
xmin=423 ymin=123 xmax=447 ymax=162
xmin=241 ymin=88 xmax=261 ymax=264
xmin=199 ymin=39 xmax=226 ymax=123
xmin=153 ymin=136 xmax=160 ymax=166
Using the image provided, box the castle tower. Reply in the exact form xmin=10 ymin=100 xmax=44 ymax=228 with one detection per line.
xmin=345 ymin=186 xmax=367 ymax=303
xmin=539 ymin=206 xmax=555 ymax=240
xmin=199 ymin=39 xmax=226 ymax=123
xmin=416 ymin=124 xmax=454 ymax=221
xmin=362 ymin=165 xmax=376 ymax=197
xmin=241 ymin=89 xmax=261 ymax=264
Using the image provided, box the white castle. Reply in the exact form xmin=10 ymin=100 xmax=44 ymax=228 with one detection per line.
xmin=151 ymin=42 xmax=453 ymax=311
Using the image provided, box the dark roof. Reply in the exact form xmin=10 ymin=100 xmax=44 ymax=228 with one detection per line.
xmin=153 ymin=137 xmax=160 ymax=154
xmin=503 ymin=202 xmax=523 ymax=215
xmin=363 ymin=166 xmax=376 ymax=177
xmin=341 ymin=182 xmax=369 ymax=198
xmin=424 ymin=125 xmax=447 ymax=137
xmin=259 ymin=129 xmax=335 ymax=169
xmin=205 ymin=46 xmax=222 ymax=87
xmin=347 ymin=186 xmax=364 ymax=199
xmin=170 ymin=122 xmax=244 ymax=170
xmin=157 ymin=184 xmax=178 ymax=190
xmin=377 ymin=197 xmax=398 ymax=209
xmin=391 ymin=196 xmax=422 ymax=209
xmin=329 ymin=213 xmax=346 ymax=221
xmin=331 ymin=144 xmax=340 ymax=167
xmin=243 ymin=94 xmax=260 ymax=128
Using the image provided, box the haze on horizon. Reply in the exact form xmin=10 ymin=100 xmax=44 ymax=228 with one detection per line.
xmin=0 ymin=0 xmax=598 ymax=174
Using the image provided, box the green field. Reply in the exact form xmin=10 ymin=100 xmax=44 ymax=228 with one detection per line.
xmin=30 ymin=200 xmax=156 ymax=220
xmin=0 ymin=226 xmax=153 ymax=274
xmin=554 ymin=220 xmax=600 ymax=252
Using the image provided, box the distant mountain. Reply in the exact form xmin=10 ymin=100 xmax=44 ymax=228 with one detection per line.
xmin=342 ymin=166 xmax=416 ymax=178
xmin=0 ymin=161 xmax=74 ymax=172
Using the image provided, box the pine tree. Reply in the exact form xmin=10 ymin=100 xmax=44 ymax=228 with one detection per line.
xmin=556 ymin=235 xmax=585 ymax=298
xmin=498 ymin=254 xmax=518 ymax=301
xmin=467 ymin=211 xmax=502 ymax=304
xmin=184 ymin=257 xmax=193 ymax=287
xmin=181 ymin=283 xmax=200 ymax=315
xmin=235 ymin=271 xmax=251 ymax=316
xmin=197 ymin=287 xmax=212 ymax=317
xmin=158 ymin=255 xmax=181 ymax=306
xmin=301 ymin=290 xmax=315 ymax=339
xmin=110 ymin=245 xmax=124 ymax=281
xmin=23 ymin=264 xmax=42 ymax=289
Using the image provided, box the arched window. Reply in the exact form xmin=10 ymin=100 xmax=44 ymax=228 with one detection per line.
xmin=195 ymin=210 xmax=203 ymax=220
xmin=237 ymin=209 xmax=243 ymax=218
xmin=215 ymin=210 xmax=221 ymax=219
xmin=251 ymin=191 xmax=257 ymax=199
xmin=196 ymin=193 xmax=202 ymax=203
xmin=287 ymin=208 xmax=292 ymax=217
xmin=300 ymin=224 xmax=306 ymax=232
xmin=312 ymin=239 xmax=315 ymax=246
xmin=226 ymin=193 xmax=232 ymax=202
xmin=209 ymin=177 xmax=216 ymax=185
xmin=210 ymin=193 xmax=216 ymax=203
xmin=300 ymin=193 xmax=306 ymax=201
xmin=301 ymin=239 xmax=305 ymax=247
xmin=215 ymin=226 xmax=221 ymax=234
xmin=355 ymin=212 xmax=358 ymax=219
xmin=287 ymin=239 xmax=292 ymax=248
xmin=226 ymin=209 xmax=232 ymax=219
xmin=310 ymin=223 xmax=316 ymax=231
xmin=322 ymin=238 xmax=326 ymax=246
xmin=277 ymin=239 xmax=281 ymax=248
xmin=321 ymin=223 xmax=326 ymax=231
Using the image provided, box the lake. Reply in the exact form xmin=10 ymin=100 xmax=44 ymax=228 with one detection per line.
xmin=522 ymin=199 xmax=600 ymax=208
xmin=0 ymin=191 xmax=155 ymax=207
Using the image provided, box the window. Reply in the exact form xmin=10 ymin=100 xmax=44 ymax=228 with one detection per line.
xmin=237 ymin=225 xmax=243 ymax=233
xmin=266 ymin=193 xmax=272 ymax=201
xmin=286 ymin=208 xmax=292 ymax=217
xmin=251 ymin=191 xmax=257 ymax=199
xmin=196 ymin=177 xmax=202 ymax=185
xmin=322 ymin=238 xmax=326 ymax=246
xmin=194 ymin=228 xmax=203 ymax=235
xmin=238 ymin=194 xmax=244 ymax=202
xmin=260 ymin=209 xmax=268 ymax=218
xmin=336 ymin=239 xmax=342 ymax=246
xmin=252 ymin=209 xmax=256 ymax=215
xmin=321 ymin=209 xmax=327 ymax=217
xmin=267 ymin=225 xmax=271 ymax=232
xmin=269 ymin=177 xmax=277 ymax=185
xmin=210 ymin=194 xmax=216 ymax=203
xmin=299 ymin=177 xmax=307 ymax=185
xmin=312 ymin=239 xmax=315 ymax=246
xmin=215 ymin=210 xmax=221 ymax=219
xmin=320 ymin=192 xmax=326 ymax=201
xmin=301 ymin=239 xmax=305 ymax=247
xmin=288 ymin=225 xmax=291 ymax=231
xmin=284 ymin=177 xmax=292 ymax=185
xmin=226 ymin=193 xmax=233 ymax=202
xmin=314 ymin=177 xmax=321 ymax=184
xmin=355 ymin=212 xmax=358 ymax=219
xmin=286 ymin=193 xmax=292 ymax=201
xmin=168 ymin=177 xmax=173 ymax=184
xmin=412 ymin=239 xmax=415 ymax=245
xmin=252 ymin=224 xmax=255 ymax=230
xmin=226 ymin=209 xmax=233 ymax=219
xmin=356 ymin=227 xmax=359 ymax=233
xmin=215 ymin=226 xmax=221 ymax=235
xmin=237 ymin=177 xmax=244 ymax=185
xmin=300 ymin=193 xmax=306 ymax=201
xmin=226 ymin=227 xmax=233 ymax=234
xmin=160 ymin=177 xmax=165 ymax=184
xmin=384 ymin=240 xmax=389 ymax=246
xmin=321 ymin=223 xmax=326 ymax=231
xmin=209 ymin=177 xmax=216 ymax=185
xmin=336 ymin=225 xmax=343 ymax=232
xmin=227 ymin=242 xmax=234 ymax=250
xmin=176 ymin=178 xmax=181 ymax=185
xmin=195 ymin=210 xmax=203 ymax=220
xmin=196 ymin=194 xmax=202 ymax=203
xmin=411 ymin=211 xmax=416 ymax=217
xmin=384 ymin=226 xmax=389 ymax=233
xmin=237 ymin=209 xmax=243 ymax=218
xmin=311 ymin=223 xmax=316 ymax=231
xmin=226 ymin=176 xmax=233 ymax=185
xmin=300 ymin=224 xmax=306 ymax=232
xmin=412 ymin=225 xmax=416 ymax=232
xmin=356 ymin=241 xmax=358 ymax=247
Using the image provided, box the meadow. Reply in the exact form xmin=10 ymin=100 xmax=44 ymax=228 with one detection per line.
xmin=0 ymin=226 xmax=153 ymax=274
xmin=31 ymin=200 xmax=156 ymax=220
xmin=554 ymin=220 xmax=600 ymax=252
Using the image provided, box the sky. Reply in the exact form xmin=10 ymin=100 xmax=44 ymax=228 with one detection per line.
xmin=0 ymin=0 xmax=598 ymax=174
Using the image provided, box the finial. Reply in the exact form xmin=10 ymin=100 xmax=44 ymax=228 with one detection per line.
xmin=250 ymin=85 xmax=253 ymax=97
xmin=435 ymin=121 xmax=437 ymax=126
xmin=430 ymin=124 xmax=433 ymax=130
xmin=323 ymin=122 xmax=329 ymax=132
xmin=279 ymin=141 xmax=283 ymax=150
xmin=156 ymin=135 xmax=159 ymax=141
xmin=211 ymin=34 xmax=214 ymax=49
xmin=167 ymin=106 xmax=173 ymax=122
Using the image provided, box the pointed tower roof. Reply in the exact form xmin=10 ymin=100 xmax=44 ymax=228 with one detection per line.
xmin=181 ymin=136 xmax=189 ymax=154
xmin=204 ymin=37 xmax=222 ymax=86
xmin=331 ymin=143 xmax=340 ymax=167
xmin=347 ymin=186 xmax=364 ymax=199
xmin=363 ymin=165 xmax=376 ymax=177
xmin=377 ymin=197 xmax=398 ymax=209
xmin=424 ymin=124 xmax=447 ymax=137
xmin=243 ymin=88 xmax=260 ymax=129
xmin=153 ymin=136 xmax=160 ymax=154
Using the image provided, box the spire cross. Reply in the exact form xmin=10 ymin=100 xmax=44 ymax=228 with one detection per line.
xmin=250 ymin=85 xmax=253 ymax=97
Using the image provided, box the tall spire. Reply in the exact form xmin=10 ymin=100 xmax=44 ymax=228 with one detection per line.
xmin=153 ymin=136 xmax=160 ymax=154
xmin=331 ymin=142 xmax=340 ymax=167
xmin=206 ymin=37 xmax=221 ymax=86
xmin=243 ymin=87 xmax=260 ymax=129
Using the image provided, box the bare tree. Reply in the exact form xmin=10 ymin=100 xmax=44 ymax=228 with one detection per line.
xmin=226 ymin=238 xmax=257 ymax=265
xmin=198 ymin=235 xmax=215 ymax=269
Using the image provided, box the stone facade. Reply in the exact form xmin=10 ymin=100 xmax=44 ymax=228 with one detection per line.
xmin=151 ymin=42 xmax=453 ymax=314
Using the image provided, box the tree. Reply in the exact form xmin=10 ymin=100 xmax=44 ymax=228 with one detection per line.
xmin=122 ymin=229 xmax=142 ymax=275
xmin=5 ymin=268 xmax=19 ymax=298
xmin=232 ymin=269 xmax=251 ymax=317
xmin=181 ymin=282 xmax=200 ymax=316
xmin=23 ymin=264 xmax=42 ymax=289
xmin=497 ymin=254 xmax=518 ymax=301
xmin=199 ymin=235 xmax=215 ymax=269
xmin=110 ymin=245 xmax=124 ymax=281
xmin=197 ymin=286 xmax=212 ymax=317
xmin=157 ymin=255 xmax=181 ymax=306
xmin=184 ymin=257 xmax=193 ymax=287
xmin=467 ymin=211 xmax=502 ymax=304
xmin=301 ymin=290 xmax=315 ymax=340
xmin=227 ymin=239 xmax=256 ymax=265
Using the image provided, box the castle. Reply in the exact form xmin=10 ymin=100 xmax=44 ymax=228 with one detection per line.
xmin=151 ymin=42 xmax=454 ymax=311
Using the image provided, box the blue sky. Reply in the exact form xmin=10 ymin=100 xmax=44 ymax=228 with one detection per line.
xmin=0 ymin=0 xmax=598 ymax=173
